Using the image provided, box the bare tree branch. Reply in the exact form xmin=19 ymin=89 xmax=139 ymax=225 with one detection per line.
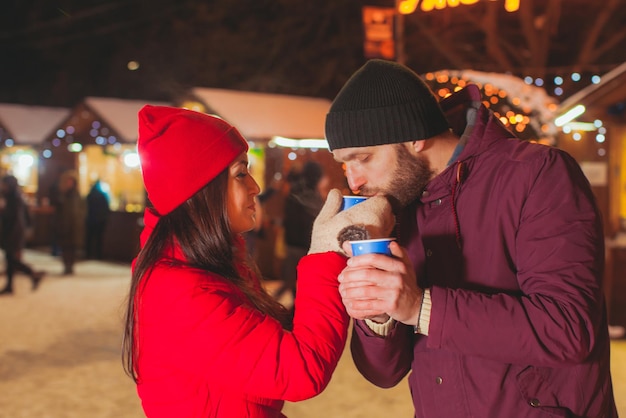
xmin=589 ymin=27 xmax=626 ymax=63
xmin=518 ymin=0 xmax=539 ymax=71
xmin=575 ymin=0 xmax=620 ymax=70
xmin=535 ymin=0 xmax=562 ymax=78
xmin=410 ymin=18 xmax=470 ymax=69
xmin=482 ymin=1 xmax=514 ymax=70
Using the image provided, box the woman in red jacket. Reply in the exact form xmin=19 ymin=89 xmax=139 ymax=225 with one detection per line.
xmin=122 ymin=105 xmax=394 ymax=417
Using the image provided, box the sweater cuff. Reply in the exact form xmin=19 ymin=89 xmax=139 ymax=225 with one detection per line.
xmin=364 ymin=316 xmax=396 ymax=336
xmin=415 ymin=288 xmax=432 ymax=336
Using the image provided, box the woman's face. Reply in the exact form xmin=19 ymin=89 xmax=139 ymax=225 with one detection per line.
xmin=226 ymin=152 xmax=261 ymax=234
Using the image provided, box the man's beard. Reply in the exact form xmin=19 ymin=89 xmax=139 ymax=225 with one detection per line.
xmin=361 ymin=144 xmax=433 ymax=210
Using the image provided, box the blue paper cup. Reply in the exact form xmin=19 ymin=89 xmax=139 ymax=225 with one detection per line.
xmin=341 ymin=196 xmax=367 ymax=211
xmin=350 ymin=238 xmax=395 ymax=256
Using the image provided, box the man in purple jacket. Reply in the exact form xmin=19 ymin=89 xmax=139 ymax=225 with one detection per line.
xmin=327 ymin=59 xmax=618 ymax=417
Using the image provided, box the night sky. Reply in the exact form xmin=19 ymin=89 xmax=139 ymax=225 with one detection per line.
xmin=0 ymin=0 xmax=366 ymax=107
xmin=2 ymin=0 xmax=626 ymax=108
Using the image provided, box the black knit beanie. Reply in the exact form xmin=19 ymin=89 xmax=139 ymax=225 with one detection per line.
xmin=325 ymin=59 xmax=450 ymax=151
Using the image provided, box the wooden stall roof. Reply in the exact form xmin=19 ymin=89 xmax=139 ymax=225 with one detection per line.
xmin=83 ymin=97 xmax=171 ymax=142
xmin=182 ymin=88 xmax=331 ymax=140
xmin=0 ymin=103 xmax=70 ymax=145
xmin=559 ymin=62 xmax=626 ymax=113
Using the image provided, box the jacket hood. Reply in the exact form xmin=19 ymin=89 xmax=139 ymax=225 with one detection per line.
xmin=440 ymin=84 xmax=517 ymax=161
xmin=420 ymin=84 xmax=521 ymax=203
xmin=404 ymin=84 xmax=520 ymax=249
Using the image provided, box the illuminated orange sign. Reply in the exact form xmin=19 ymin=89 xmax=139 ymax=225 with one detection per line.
xmin=397 ymin=0 xmax=519 ymax=14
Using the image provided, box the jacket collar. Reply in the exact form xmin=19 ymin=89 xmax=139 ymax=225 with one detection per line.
xmin=420 ymin=85 xmax=517 ymax=199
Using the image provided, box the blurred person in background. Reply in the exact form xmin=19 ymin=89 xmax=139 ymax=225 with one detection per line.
xmin=0 ymin=175 xmax=44 ymax=295
xmin=55 ymin=170 xmax=85 ymax=275
xmin=122 ymin=105 xmax=394 ymax=417
xmin=84 ymin=179 xmax=111 ymax=260
xmin=278 ymin=161 xmax=328 ymax=306
xmin=47 ymin=167 xmax=64 ymax=256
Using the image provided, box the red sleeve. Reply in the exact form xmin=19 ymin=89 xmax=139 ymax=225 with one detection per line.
xmin=138 ymin=252 xmax=349 ymax=402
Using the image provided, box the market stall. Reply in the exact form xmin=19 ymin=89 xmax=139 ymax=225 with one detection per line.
xmin=554 ymin=62 xmax=626 ymax=327
xmin=0 ymin=103 xmax=70 ymax=202
xmin=37 ymin=97 xmax=170 ymax=261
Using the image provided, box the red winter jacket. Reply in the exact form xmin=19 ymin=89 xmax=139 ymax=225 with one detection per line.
xmin=134 ymin=209 xmax=349 ymax=417
xmin=351 ymin=85 xmax=618 ymax=418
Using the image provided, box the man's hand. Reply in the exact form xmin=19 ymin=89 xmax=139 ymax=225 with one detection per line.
xmin=338 ymin=241 xmax=423 ymax=325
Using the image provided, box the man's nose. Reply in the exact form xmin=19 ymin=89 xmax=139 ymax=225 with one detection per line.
xmin=346 ymin=166 xmax=366 ymax=193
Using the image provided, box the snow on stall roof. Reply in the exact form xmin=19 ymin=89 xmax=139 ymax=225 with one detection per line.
xmin=0 ymin=103 xmax=71 ymax=144
xmin=84 ymin=97 xmax=170 ymax=142
xmin=447 ymin=69 xmax=559 ymax=137
xmin=187 ymin=88 xmax=331 ymax=140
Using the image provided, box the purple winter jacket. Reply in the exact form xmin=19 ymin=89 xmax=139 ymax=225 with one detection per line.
xmin=351 ymin=85 xmax=618 ymax=418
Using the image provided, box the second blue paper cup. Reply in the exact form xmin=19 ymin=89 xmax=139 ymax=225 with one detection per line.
xmin=350 ymin=238 xmax=395 ymax=256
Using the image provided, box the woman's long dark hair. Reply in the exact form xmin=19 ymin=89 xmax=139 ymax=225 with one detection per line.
xmin=122 ymin=169 xmax=289 ymax=382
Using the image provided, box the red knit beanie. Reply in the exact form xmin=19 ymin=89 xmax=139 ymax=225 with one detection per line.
xmin=137 ymin=105 xmax=248 ymax=215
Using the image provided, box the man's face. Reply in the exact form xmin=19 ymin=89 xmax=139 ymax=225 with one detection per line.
xmin=332 ymin=142 xmax=433 ymax=208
